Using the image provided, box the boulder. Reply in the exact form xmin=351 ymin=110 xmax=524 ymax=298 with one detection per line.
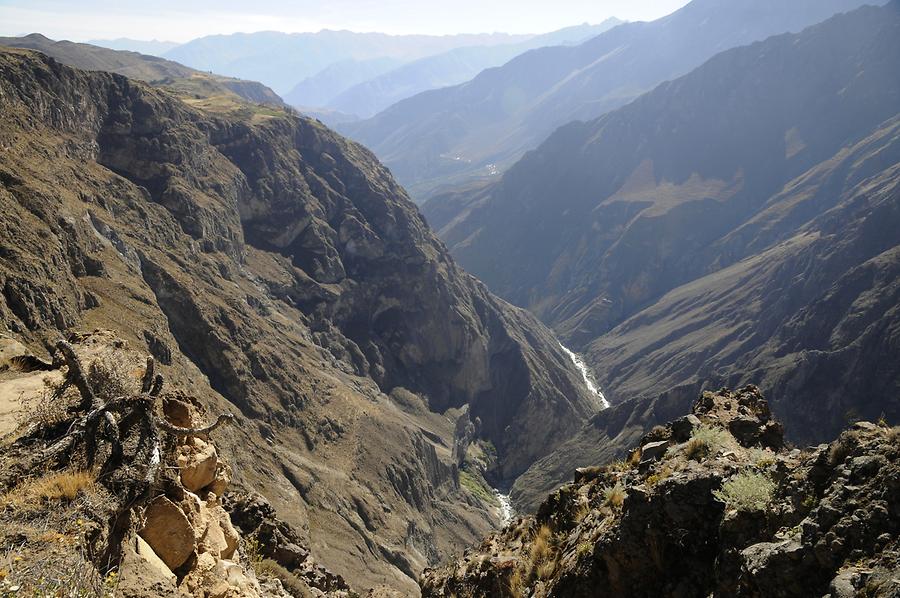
xmin=117 ymin=536 xmax=179 ymax=598
xmin=208 ymin=460 xmax=232 ymax=497
xmin=273 ymin=539 xmax=310 ymax=569
xmin=198 ymin=497 xmax=240 ymax=560
xmin=184 ymin=553 xmax=260 ymax=598
xmin=135 ymin=536 xmax=176 ymax=584
xmin=162 ymin=397 xmax=194 ymax=428
xmin=739 ymin=540 xmax=814 ymax=595
xmin=671 ymin=414 xmax=701 ymax=442
xmin=0 ymin=337 xmax=29 ymax=368
xmin=728 ymin=415 xmax=764 ymax=445
xmin=139 ymin=496 xmax=197 ymax=571
xmin=828 ymin=569 xmax=863 ymax=598
xmin=179 ymin=438 xmax=219 ymax=492
xmin=214 ymin=502 xmax=241 ymax=560
xmin=199 ymin=508 xmax=229 ymax=558
xmin=640 ymin=440 xmax=669 ymax=464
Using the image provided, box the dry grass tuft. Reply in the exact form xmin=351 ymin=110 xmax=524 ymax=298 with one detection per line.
xmin=0 ymin=545 xmax=112 ymax=597
xmin=18 ymin=377 xmax=80 ymax=430
xmin=646 ymin=465 xmax=672 ymax=488
xmin=627 ymin=448 xmax=642 ymax=468
xmin=603 ymin=483 xmax=626 ymax=510
xmin=828 ymin=430 xmax=859 ymax=466
xmin=644 ymin=425 xmax=669 ymax=442
xmin=684 ymin=437 xmax=709 ymax=461
xmin=526 ymin=524 xmax=557 ymax=581
xmin=34 ymin=470 xmax=96 ymax=502
xmin=535 ymin=558 xmax=557 ymax=581
xmin=87 ymin=354 xmax=141 ymax=401
xmin=529 ymin=525 xmax=553 ymax=564
xmin=256 ymin=559 xmax=314 ymax=598
xmin=0 ymin=470 xmax=96 ymax=510
xmin=886 ymin=427 xmax=900 ymax=445
xmin=606 ymin=459 xmax=629 ymax=473
xmin=506 ymin=566 xmax=524 ymax=597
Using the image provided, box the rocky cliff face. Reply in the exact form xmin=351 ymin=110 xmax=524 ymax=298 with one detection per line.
xmin=0 ymin=47 xmax=598 ymax=593
xmin=421 ymin=387 xmax=900 ymax=597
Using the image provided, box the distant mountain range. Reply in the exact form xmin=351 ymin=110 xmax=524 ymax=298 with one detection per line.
xmin=25 ymin=22 xmax=623 ymax=128
xmin=312 ymin=20 xmax=623 ymax=119
xmin=87 ymin=37 xmax=180 ymax=56
xmin=284 ymin=56 xmax=405 ymax=109
xmin=419 ymin=1 xmax=900 ymax=511
xmin=344 ymin=0 xmax=881 ymax=202
xmin=163 ymin=30 xmax=534 ymax=95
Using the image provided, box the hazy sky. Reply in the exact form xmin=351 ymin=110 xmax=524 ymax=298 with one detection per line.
xmin=0 ymin=0 xmax=691 ymax=42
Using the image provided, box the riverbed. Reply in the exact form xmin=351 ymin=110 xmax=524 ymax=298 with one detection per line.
xmin=559 ymin=342 xmax=610 ymax=409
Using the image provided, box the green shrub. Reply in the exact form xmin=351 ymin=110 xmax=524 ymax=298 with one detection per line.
xmin=713 ymin=471 xmax=775 ymax=511
xmin=686 ymin=425 xmax=730 ymax=460
xmin=693 ymin=425 xmax=730 ymax=451
xmin=749 ymin=448 xmax=776 ymax=469
xmin=576 ymin=542 xmax=593 ymax=557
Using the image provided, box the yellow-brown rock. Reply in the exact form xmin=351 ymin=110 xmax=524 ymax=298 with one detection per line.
xmin=139 ymin=496 xmax=196 ymax=571
xmin=179 ymin=437 xmax=219 ymax=493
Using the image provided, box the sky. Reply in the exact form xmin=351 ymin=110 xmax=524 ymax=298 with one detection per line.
xmin=0 ymin=0 xmax=691 ymax=42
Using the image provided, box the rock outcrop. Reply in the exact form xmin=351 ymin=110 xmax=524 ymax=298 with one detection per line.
xmin=0 ymin=331 xmax=358 ymax=598
xmin=421 ymin=387 xmax=900 ymax=597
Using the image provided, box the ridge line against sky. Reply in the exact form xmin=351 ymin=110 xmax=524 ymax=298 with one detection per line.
xmin=0 ymin=0 xmax=691 ymax=42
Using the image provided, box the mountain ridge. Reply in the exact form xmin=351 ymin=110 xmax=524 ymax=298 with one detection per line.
xmin=320 ymin=20 xmax=624 ymax=119
xmin=0 ymin=33 xmax=285 ymax=109
xmin=346 ymin=0 xmax=882 ymax=201
xmin=165 ymin=30 xmax=535 ymax=95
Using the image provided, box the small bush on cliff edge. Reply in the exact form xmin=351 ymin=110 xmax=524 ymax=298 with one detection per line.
xmin=713 ymin=471 xmax=775 ymax=511
xmin=686 ymin=425 xmax=730 ymax=460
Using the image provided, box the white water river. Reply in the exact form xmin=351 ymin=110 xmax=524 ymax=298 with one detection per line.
xmin=559 ymin=342 xmax=610 ymax=409
xmin=489 ymin=344 xmax=607 ymax=528
xmin=494 ymin=488 xmax=514 ymax=525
